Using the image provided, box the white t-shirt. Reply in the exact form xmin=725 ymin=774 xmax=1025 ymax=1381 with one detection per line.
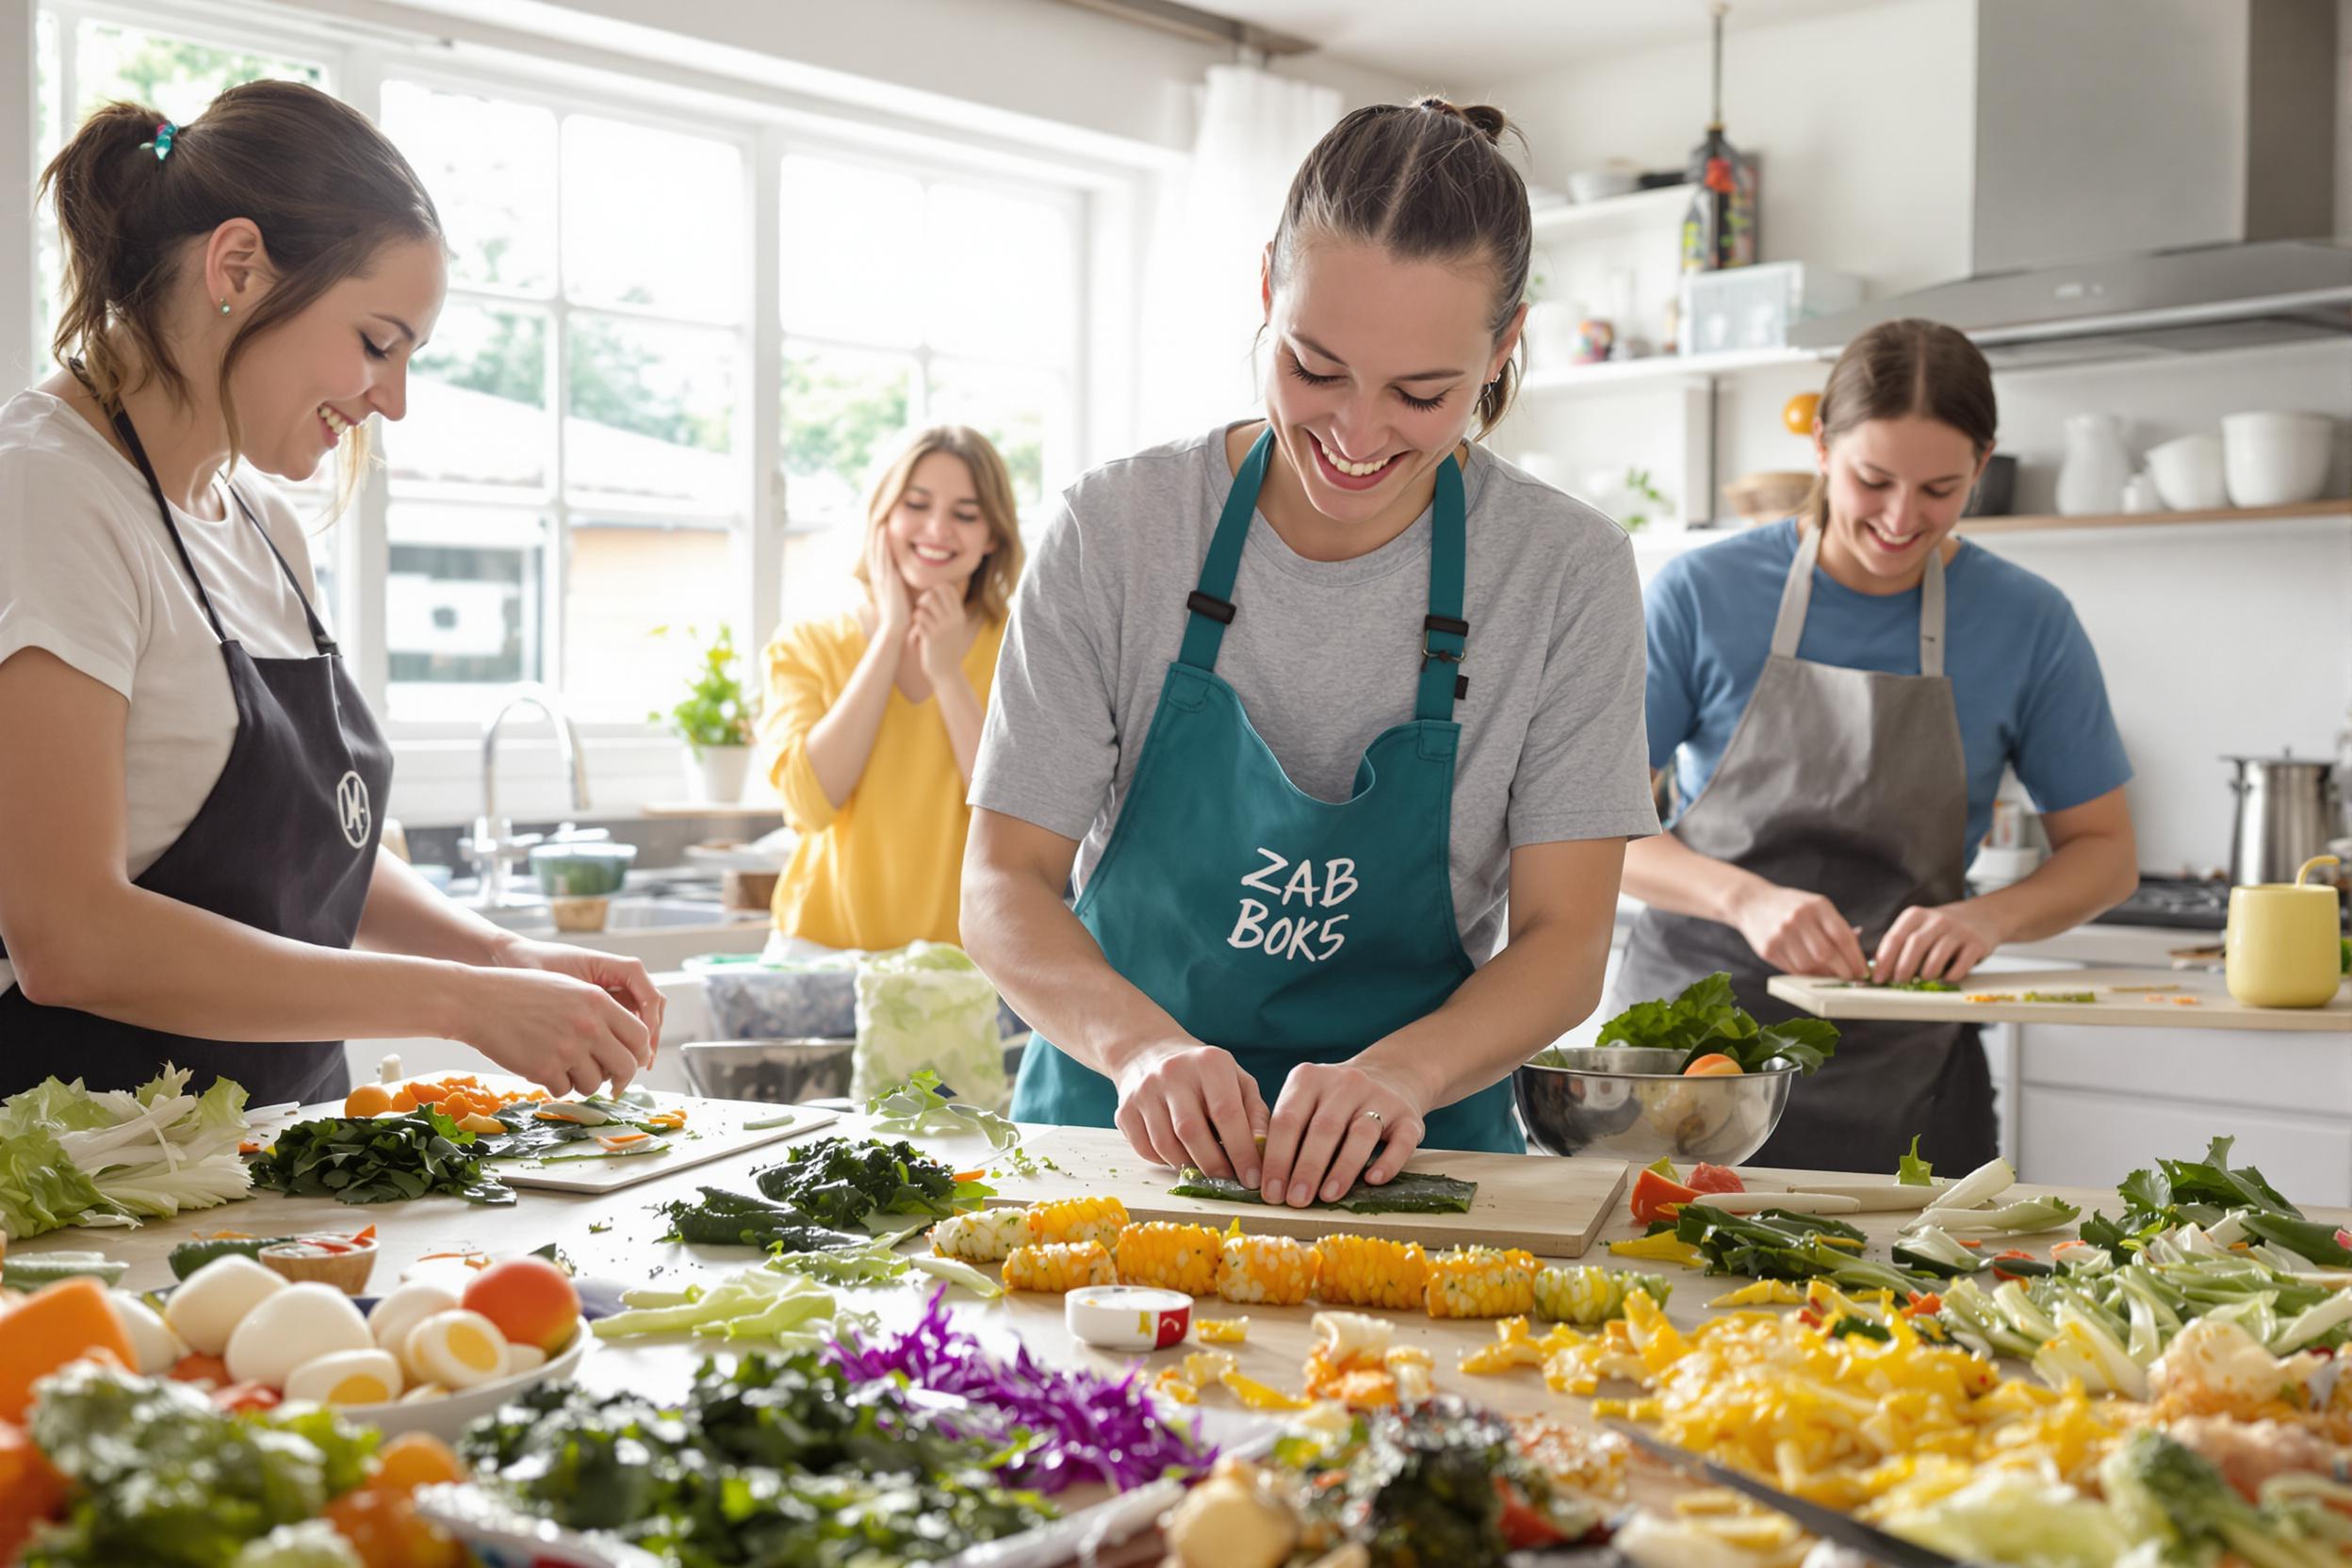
xmin=0 ymin=388 xmax=329 ymax=996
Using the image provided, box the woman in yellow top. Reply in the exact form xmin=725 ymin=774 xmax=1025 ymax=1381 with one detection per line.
xmin=760 ymin=426 xmax=1024 ymax=954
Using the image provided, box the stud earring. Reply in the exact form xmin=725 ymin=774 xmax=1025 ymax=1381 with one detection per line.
xmin=218 ymin=298 xmax=231 ymax=316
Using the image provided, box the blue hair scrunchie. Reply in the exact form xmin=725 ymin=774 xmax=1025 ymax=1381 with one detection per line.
xmin=139 ymin=121 xmax=176 ymax=160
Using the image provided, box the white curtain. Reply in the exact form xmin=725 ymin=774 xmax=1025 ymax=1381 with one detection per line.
xmin=1138 ymin=65 xmax=1344 ymax=444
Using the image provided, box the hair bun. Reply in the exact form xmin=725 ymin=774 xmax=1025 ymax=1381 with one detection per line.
xmin=1413 ymin=95 xmax=1510 ymax=145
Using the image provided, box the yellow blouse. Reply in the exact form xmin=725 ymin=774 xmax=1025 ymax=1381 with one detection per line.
xmin=759 ymin=612 xmax=1006 ymax=951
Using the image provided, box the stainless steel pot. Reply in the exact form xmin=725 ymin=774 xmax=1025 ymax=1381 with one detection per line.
xmin=2225 ymin=753 xmax=2342 ymax=886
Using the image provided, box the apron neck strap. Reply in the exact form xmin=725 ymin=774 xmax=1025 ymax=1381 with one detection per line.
xmin=1413 ymin=453 xmax=1467 ymax=722
xmin=1176 ymin=426 xmax=1272 ymax=672
xmin=1772 ymin=523 xmax=1948 ymax=678
xmin=110 ymin=404 xmax=229 ymax=645
xmin=106 ymin=403 xmax=337 ymax=656
xmin=1179 ymin=426 xmax=1471 ymax=722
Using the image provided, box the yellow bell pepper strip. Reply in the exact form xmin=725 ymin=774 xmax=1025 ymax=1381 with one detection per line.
xmin=1609 ymin=1233 xmax=1707 ymax=1267
xmin=1707 ymin=1280 xmax=1807 ymax=1309
xmin=1218 ymin=1370 xmax=1313 ymax=1411
xmin=1459 ymin=1315 xmax=1547 ymax=1375
xmin=1194 ymin=1316 xmax=1250 ymax=1345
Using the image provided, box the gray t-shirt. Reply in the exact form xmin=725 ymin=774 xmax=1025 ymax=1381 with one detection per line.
xmin=972 ymin=423 xmax=1658 ymax=963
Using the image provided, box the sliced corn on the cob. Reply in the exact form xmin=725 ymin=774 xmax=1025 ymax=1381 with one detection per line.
xmin=1114 ymin=1221 xmax=1222 ymax=1295
xmin=1023 ymin=1195 xmax=1129 ymax=1250
xmin=1214 ymin=1233 xmax=1317 ymax=1305
xmin=1533 ymin=1266 xmax=1673 ymax=1326
xmin=1424 ymin=1246 xmax=1538 ymax=1318
xmin=929 ymin=1207 xmax=1029 ymax=1263
xmin=1311 ymin=1233 xmax=1429 ymax=1312
xmin=1002 ymin=1239 xmax=1116 ymax=1294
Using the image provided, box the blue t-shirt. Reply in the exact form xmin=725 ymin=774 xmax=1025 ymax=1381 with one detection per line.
xmin=1644 ymin=520 xmax=2132 ymax=868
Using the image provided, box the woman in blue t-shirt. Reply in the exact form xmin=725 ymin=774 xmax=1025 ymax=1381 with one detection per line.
xmin=1618 ymin=318 xmax=2137 ymax=1172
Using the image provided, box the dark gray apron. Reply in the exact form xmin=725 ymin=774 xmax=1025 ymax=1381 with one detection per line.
xmin=0 ymin=402 xmax=390 ymax=1106
xmin=1614 ymin=526 xmax=1996 ymax=1173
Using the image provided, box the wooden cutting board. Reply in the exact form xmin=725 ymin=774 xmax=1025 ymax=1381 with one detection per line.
xmin=979 ymin=1125 xmax=1629 ymax=1258
xmin=1768 ymin=967 xmax=2351 ymax=1034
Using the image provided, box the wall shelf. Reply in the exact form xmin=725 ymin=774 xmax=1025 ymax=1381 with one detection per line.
xmin=1529 ymin=183 xmax=1691 ymax=238
xmin=1956 ymin=498 xmax=2351 ymax=536
xmin=1605 ymin=499 xmax=2350 ymax=567
xmin=1519 ymin=347 xmax=1826 ymax=397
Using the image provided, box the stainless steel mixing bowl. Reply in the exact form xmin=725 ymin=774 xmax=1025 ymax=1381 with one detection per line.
xmin=1514 ymin=1046 xmax=1796 ymax=1164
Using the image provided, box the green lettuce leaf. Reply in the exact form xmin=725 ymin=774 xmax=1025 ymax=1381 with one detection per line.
xmin=0 ymin=1119 xmax=115 ymax=1239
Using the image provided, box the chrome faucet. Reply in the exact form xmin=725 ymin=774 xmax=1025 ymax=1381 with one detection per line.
xmin=466 ymin=684 xmax=600 ymax=907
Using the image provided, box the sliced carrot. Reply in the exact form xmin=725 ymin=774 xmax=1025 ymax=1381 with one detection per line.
xmin=0 ymin=1278 xmax=136 ymax=1423
xmin=0 ymin=1418 xmax=67 ymax=1562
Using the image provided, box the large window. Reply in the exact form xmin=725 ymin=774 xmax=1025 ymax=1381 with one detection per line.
xmin=776 ymin=153 xmax=1082 ymax=628
xmin=380 ymin=81 xmax=749 ymax=725
xmin=27 ymin=3 xmax=1101 ymax=776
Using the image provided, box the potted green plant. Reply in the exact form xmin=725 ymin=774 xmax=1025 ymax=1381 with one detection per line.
xmin=648 ymin=623 xmax=759 ymax=804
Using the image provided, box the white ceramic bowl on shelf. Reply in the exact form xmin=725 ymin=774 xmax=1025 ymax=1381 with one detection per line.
xmin=2144 ymin=432 xmax=2227 ymax=511
xmin=2221 ymin=412 xmax=2337 ymax=507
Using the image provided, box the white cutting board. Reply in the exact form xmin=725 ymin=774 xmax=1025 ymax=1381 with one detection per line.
xmin=1768 ymin=967 xmax=2351 ymax=1034
xmin=291 ymin=1078 xmax=837 ymax=1194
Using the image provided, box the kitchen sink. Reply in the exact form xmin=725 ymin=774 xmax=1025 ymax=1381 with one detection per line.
xmin=480 ymin=896 xmax=747 ymax=935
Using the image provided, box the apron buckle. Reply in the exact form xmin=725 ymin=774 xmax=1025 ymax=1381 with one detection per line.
xmin=1186 ymin=589 xmax=1236 ymax=625
xmin=1421 ymin=612 xmax=1468 ymax=667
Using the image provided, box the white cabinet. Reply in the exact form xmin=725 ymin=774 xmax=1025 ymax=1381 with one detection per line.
xmin=2017 ymin=1085 xmax=2352 ymax=1206
xmin=2007 ymin=1020 xmax=2352 ymax=1205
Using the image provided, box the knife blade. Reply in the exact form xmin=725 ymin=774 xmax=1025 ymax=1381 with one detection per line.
xmin=1605 ymin=1422 xmax=1987 ymax=1568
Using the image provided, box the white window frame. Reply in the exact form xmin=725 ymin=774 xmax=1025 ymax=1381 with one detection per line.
xmin=363 ymin=57 xmax=760 ymax=737
xmin=16 ymin=0 xmax=1153 ymax=822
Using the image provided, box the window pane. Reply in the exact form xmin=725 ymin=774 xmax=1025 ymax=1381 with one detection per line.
xmin=397 ymin=304 xmax=549 ymax=489
xmin=924 ymin=184 xmax=1076 ymax=366
xmin=564 ymin=315 xmax=739 ymax=507
xmin=927 ymin=359 xmax=1065 ymax=510
xmin=384 ymin=504 xmax=547 ymax=717
xmin=779 ymin=155 xmax=922 ymax=346
xmin=35 ymin=10 xmax=59 ymax=361
xmin=780 ymin=527 xmax=865 ymax=632
xmin=381 ymin=82 xmax=555 ymax=294
xmin=563 ymin=116 xmax=743 ymax=318
xmin=564 ymin=521 xmax=737 ymax=721
xmin=781 ymin=344 xmax=911 ymax=526
xmin=72 ymin=20 xmax=324 ymax=124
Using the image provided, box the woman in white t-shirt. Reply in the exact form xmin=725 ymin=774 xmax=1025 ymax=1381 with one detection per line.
xmin=0 ymin=83 xmax=662 ymax=1106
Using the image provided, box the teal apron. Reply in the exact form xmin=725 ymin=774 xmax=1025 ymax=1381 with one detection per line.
xmin=1009 ymin=429 xmax=1523 ymax=1153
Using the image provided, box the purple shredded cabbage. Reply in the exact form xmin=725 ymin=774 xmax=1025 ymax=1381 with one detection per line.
xmin=825 ymin=1285 xmax=1216 ymax=1494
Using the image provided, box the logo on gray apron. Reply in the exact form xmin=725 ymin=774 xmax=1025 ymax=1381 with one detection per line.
xmin=335 ymin=770 xmax=371 ymax=850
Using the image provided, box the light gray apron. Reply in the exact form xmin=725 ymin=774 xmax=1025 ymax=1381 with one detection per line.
xmin=1613 ymin=526 xmax=1996 ymax=1174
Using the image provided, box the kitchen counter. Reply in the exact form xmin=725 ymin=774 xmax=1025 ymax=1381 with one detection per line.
xmin=18 ymin=1107 xmax=2348 ymax=1422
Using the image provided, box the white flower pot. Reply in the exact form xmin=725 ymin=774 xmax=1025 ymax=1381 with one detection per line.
xmin=685 ymin=744 xmax=752 ymax=805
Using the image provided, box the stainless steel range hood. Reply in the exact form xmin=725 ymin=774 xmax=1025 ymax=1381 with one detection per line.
xmin=1790 ymin=0 xmax=2352 ymax=368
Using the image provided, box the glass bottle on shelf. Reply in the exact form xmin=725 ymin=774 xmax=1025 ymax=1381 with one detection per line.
xmin=1680 ymin=3 xmax=1760 ymax=273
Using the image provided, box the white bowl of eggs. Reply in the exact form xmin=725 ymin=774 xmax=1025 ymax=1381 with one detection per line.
xmin=157 ymin=1252 xmax=590 ymax=1442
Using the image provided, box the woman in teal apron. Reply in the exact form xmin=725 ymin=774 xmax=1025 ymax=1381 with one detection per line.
xmin=1620 ymin=319 xmax=2137 ymax=1173
xmin=963 ymin=98 xmax=1658 ymax=1207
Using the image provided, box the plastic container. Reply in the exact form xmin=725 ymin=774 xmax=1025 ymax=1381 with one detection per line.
xmin=1679 ymin=262 xmax=1863 ymax=354
xmin=528 ymin=841 xmax=636 ymax=898
xmin=685 ymin=952 xmax=858 ymax=1040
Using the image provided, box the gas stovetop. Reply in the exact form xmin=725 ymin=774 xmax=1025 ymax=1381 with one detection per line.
xmin=2088 ymin=876 xmax=2231 ymax=931
xmin=2089 ymin=874 xmax=2352 ymax=932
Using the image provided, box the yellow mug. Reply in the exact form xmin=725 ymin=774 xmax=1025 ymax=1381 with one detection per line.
xmin=2225 ymin=855 xmax=2344 ymax=1008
